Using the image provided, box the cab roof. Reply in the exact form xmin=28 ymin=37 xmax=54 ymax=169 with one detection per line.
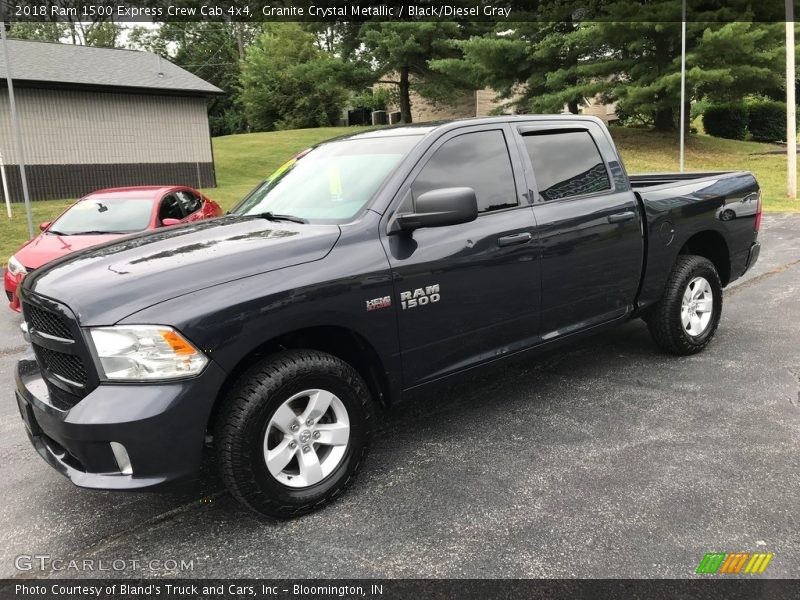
xmin=325 ymin=114 xmax=605 ymax=143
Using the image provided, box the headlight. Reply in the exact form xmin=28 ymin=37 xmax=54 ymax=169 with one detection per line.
xmin=89 ymin=325 xmax=208 ymax=381
xmin=7 ymin=255 xmax=27 ymax=276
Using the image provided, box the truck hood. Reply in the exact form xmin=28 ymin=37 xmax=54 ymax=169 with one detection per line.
xmin=22 ymin=216 xmax=341 ymax=325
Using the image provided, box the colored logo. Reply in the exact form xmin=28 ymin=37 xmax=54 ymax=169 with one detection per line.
xmin=696 ymin=552 xmax=774 ymax=574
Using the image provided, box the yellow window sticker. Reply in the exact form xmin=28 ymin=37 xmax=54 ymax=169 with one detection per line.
xmin=328 ymin=166 xmax=343 ymax=202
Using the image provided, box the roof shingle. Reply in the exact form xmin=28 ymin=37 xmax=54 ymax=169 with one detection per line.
xmin=0 ymin=39 xmax=223 ymax=95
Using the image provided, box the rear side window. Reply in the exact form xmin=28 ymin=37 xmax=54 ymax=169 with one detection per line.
xmin=412 ymin=130 xmax=518 ymax=213
xmin=522 ymin=130 xmax=611 ymax=201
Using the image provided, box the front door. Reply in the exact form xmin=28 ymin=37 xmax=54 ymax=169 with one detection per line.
xmin=381 ymin=125 xmax=541 ymax=388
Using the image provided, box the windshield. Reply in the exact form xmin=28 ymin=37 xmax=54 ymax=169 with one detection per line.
xmin=49 ymin=198 xmax=153 ymax=235
xmin=232 ymin=135 xmax=423 ymax=222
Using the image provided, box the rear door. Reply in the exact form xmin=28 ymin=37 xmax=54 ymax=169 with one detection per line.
xmin=512 ymin=121 xmax=643 ymax=338
xmin=381 ymin=124 xmax=541 ymax=387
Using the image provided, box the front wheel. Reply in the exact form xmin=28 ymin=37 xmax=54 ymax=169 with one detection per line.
xmin=215 ymin=350 xmax=373 ymax=519
xmin=647 ymin=255 xmax=723 ymax=355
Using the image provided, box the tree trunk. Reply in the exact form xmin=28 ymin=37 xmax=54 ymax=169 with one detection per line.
xmin=399 ymin=66 xmax=412 ymax=123
xmin=567 ymin=98 xmax=580 ymax=114
xmin=654 ymin=107 xmax=675 ymax=131
xmin=235 ymin=24 xmax=245 ymax=60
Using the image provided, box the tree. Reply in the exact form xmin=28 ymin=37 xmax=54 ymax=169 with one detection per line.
xmin=7 ymin=22 xmax=68 ymax=42
xmin=576 ymin=16 xmax=783 ymax=131
xmin=431 ymin=1 xmax=785 ymax=131
xmin=7 ymin=9 xmax=119 ymax=48
xmin=127 ymin=25 xmax=171 ymax=57
xmin=302 ymin=22 xmax=363 ymax=59
xmin=359 ymin=22 xmax=475 ymax=123
xmin=432 ymin=21 xmax=603 ymax=115
xmin=83 ymin=22 xmax=121 ymax=48
xmin=431 ymin=0 xmax=603 ymax=116
xmin=239 ymin=24 xmax=357 ymax=131
xmin=689 ymin=22 xmax=784 ymax=104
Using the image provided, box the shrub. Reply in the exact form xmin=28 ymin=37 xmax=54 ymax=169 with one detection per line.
xmin=351 ymin=87 xmax=394 ymax=112
xmin=702 ymin=103 xmax=749 ymax=140
xmin=747 ymin=100 xmax=787 ymax=143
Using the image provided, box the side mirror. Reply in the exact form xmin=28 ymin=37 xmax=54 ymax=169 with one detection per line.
xmin=161 ymin=218 xmax=182 ymax=227
xmin=394 ymin=187 xmax=478 ymax=232
xmin=39 ymin=221 xmax=50 ymax=232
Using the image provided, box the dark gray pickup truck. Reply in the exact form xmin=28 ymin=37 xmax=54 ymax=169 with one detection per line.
xmin=15 ymin=116 xmax=761 ymax=518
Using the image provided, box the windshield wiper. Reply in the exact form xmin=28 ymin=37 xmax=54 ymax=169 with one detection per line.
xmin=252 ymin=211 xmax=308 ymax=224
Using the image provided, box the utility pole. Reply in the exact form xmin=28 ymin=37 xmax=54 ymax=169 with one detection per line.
xmin=679 ymin=0 xmax=687 ymax=173
xmin=787 ymin=2 xmax=796 ymax=199
xmin=1 ymin=22 xmax=34 ymax=238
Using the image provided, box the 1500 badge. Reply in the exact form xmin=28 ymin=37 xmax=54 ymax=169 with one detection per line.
xmin=400 ymin=284 xmax=441 ymax=310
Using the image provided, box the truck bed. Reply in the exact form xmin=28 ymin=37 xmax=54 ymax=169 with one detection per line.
xmin=629 ymin=171 xmax=736 ymax=189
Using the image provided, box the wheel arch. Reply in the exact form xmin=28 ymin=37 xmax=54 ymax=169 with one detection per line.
xmin=677 ymin=230 xmax=731 ymax=286
xmin=207 ymin=325 xmax=392 ymax=435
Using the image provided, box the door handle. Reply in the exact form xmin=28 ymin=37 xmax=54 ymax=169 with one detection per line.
xmin=607 ymin=211 xmax=636 ymax=224
xmin=497 ymin=232 xmax=533 ymax=247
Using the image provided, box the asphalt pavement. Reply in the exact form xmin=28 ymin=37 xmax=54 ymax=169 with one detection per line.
xmin=0 ymin=214 xmax=798 ymax=579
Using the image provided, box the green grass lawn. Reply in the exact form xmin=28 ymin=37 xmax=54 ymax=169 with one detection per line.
xmin=1 ymin=125 xmax=797 ymax=266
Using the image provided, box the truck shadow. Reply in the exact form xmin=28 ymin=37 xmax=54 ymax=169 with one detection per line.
xmin=188 ymin=318 xmax=659 ymax=517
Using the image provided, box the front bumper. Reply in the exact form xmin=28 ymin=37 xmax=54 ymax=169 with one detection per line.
xmin=14 ymin=352 xmax=226 ymax=490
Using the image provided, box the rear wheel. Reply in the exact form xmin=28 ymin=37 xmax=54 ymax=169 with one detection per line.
xmin=647 ymin=255 xmax=723 ymax=355
xmin=215 ymin=350 xmax=373 ymax=519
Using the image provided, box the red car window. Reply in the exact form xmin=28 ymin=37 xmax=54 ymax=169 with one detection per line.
xmin=158 ymin=195 xmax=186 ymax=222
xmin=49 ymin=199 xmax=153 ymax=235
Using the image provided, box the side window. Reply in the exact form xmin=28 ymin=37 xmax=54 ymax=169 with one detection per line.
xmin=158 ymin=194 xmax=186 ymax=222
xmin=175 ymin=190 xmax=202 ymax=215
xmin=412 ymin=130 xmax=518 ymax=213
xmin=521 ymin=130 xmax=612 ymax=201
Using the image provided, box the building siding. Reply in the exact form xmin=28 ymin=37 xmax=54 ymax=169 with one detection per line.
xmin=0 ymin=88 xmax=215 ymax=201
xmin=0 ymin=88 xmax=212 ymax=165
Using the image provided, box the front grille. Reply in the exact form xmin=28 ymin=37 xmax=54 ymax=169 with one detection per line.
xmin=35 ymin=346 xmax=88 ymax=387
xmin=23 ymin=298 xmax=95 ymax=408
xmin=27 ymin=304 xmax=73 ymax=340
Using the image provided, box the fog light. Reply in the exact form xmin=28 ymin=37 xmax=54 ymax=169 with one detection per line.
xmin=20 ymin=321 xmax=30 ymax=343
xmin=110 ymin=442 xmax=133 ymax=475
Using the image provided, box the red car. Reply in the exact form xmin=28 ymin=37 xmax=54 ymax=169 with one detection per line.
xmin=4 ymin=186 xmax=222 ymax=311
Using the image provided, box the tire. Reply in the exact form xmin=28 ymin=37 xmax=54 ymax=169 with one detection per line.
xmin=215 ymin=350 xmax=373 ymax=519
xmin=647 ymin=255 xmax=723 ymax=355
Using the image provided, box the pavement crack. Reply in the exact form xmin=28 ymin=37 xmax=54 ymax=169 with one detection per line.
xmin=727 ymin=259 xmax=800 ymax=296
